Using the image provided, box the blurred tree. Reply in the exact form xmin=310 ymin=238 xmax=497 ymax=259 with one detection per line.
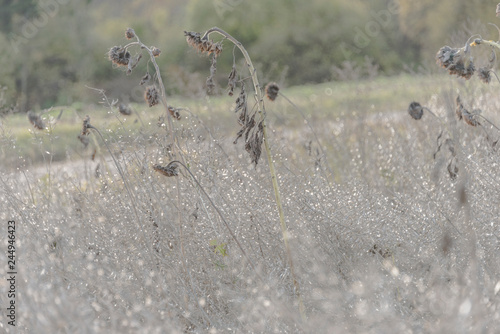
xmin=0 ymin=0 xmax=39 ymax=34
xmin=398 ymin=0 xmax=497 ymax=63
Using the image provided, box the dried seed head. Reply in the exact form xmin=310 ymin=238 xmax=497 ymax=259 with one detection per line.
xmin=436 ymin=46 xmax=457 ymax=69
xmin=82 ymin=115 xmax=91 ymax=135
xmin=145 ymin=86 xmax=160 ymax=107
xmin=436 ymin=46 xmax=475 ymax=79
xmin=108 ymin=46 xmax=131 ymax=66
xmin=184 ymin=31 xmax=223 ymax=56
xmin=477 ymin=67 xmax=491 ymax=84
xmin=140 ymin=72 xmax=151 ymax=86
xmin=153 ymin=163 xmax=178 ymax=177
xmin=151 ymin=47 xmax=161 ymax=57
xmin=77 ymin=134 xmax=89 ymax=148
xmin=408 ymin=102 xmax=424 ymax=120
xmin=118 ymin=103 xmax=132 ymax=116
xmin=27 ymin=111 xmax=45 ymax=130
xmin=265 ymin=82 xmax=280 ymax=101
xmin=168 ymin=105 xmax=181 ymax=120
xmin=125 ymin=28 xmax=135 ymax=40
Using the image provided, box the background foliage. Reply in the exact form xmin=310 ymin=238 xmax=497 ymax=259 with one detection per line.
xmin=0 ymin=0 xmax=499 ymax=110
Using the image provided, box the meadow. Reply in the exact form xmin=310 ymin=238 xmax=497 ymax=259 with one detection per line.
xmin=1 ymin=39 xmax=500 ymax=333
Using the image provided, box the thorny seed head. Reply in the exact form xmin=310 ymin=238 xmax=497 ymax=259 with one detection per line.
xmin=153 ymin=163 xmax=178 ymax=177
xmin=151 ymin=47 xmax=161 ymax=57
xmin=436 ymin=45 xmax=475 ymax=79
xmin=125 ymin=28 xmax=135 ymax=40
xmin=228 ymin=65 xmax=237 ymax=96
xmin=265 ymin=82 xmax=280 ymax=101
xmin=27 ymin=111 xmax=45 ymax=130
xmin=82 ymin=115 xmax=92 ymax=135
xmin=118 ymin=103 xmax=132 ymax=116
xmin=408 ymin=102 xmax=424 ymax=120
xmin=108 ymin=46 xmax=131 ymax=66
xmin=184 ymin=31 xmax=223 ymax=56
xmin=145 ymin=86 xmax=160 ymax=107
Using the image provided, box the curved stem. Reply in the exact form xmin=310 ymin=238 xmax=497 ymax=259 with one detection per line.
xmin=202 ymin=27 xmax=306 ymax=320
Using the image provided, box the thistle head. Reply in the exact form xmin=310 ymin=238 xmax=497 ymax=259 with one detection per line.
xmin=408 ymin=102 xmax=424 ymax=120
xmin=265 ymin=82 xmax=280 ymax=101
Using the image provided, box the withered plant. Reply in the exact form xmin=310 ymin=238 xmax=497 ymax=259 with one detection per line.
xmin=185 ymin=27 xmax=306 ymax=318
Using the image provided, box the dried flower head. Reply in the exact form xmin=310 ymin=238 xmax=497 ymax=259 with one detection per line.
xmin=77 ymin=134 xmax=89 ymax=148
xmin=436 ymin=45 xmax=475 ymax=79
xmin=151 ymin=47 xmax=161 ymax=57
xmin=145 ymin=86 xmax=160 ymax=107
xmin=168 ymin=105 xmax=181 ymax=120
xmin=153 ymin=163 xmax=178 ymax=177
xmin=227 ymin=65 xmax=237 ymax=96
xmin=408 ymin=102 xmax=424 ymax=120
xmin=118 ymin=103 xmax=132 ymax=116
xmin=82 ymin=115 xmax=91 ymax=135
xmin=184 ymin=31 xmax=223 ymax=56
xmin=125 ymin=28 xmax=135 ymax=40
xmin=27 ymin=111 xmax=45 ymax=130
xmin=108 ymin=46 xmax=131 ymax=66
xmin=265 ymin=82 xmax=280 ymax=101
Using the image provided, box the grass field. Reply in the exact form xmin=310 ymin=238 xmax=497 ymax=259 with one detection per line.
xmin=1 ymin=73 xmax=500 ymax=333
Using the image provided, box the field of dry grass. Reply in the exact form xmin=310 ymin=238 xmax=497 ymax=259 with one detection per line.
xmin=2 ymin=68 xmax=500 ymax=332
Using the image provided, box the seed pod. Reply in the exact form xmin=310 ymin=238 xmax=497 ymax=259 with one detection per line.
xmin=408 ymin=102 xmax=424 ymax=120
xmin=265 ymin=82 xmax=280 ymax=101
xmin=145 ymin=86 xmax=160 ymax=107
xmin=125 ymin=28 xmax=135 ymax=40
